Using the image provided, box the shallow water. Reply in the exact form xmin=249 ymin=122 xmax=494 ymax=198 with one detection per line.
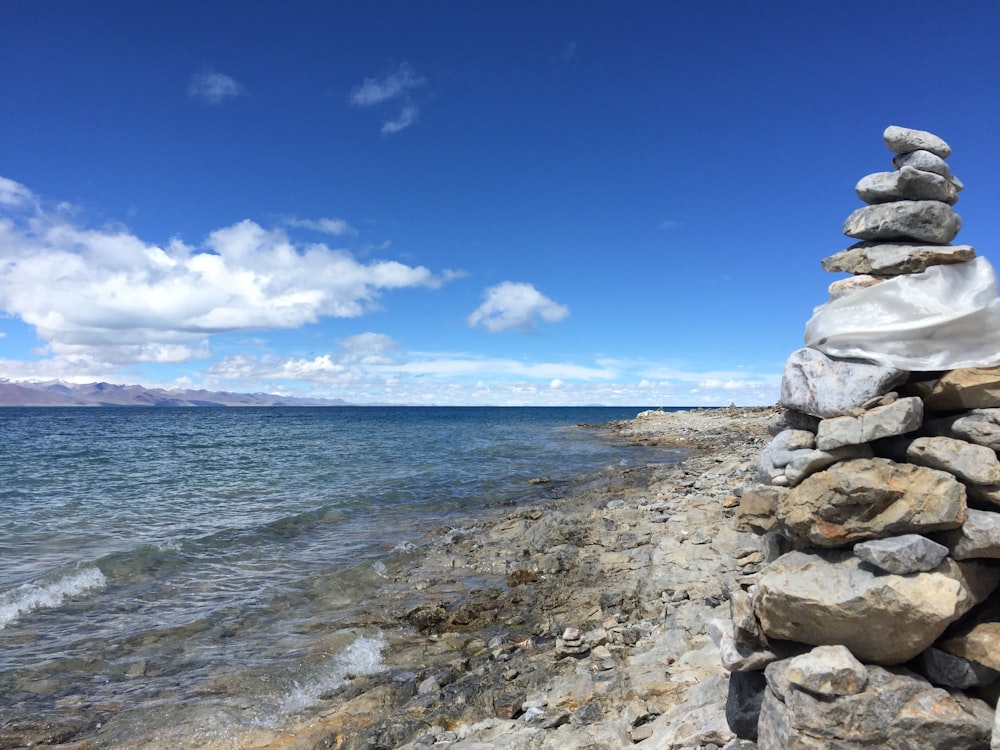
xmin=0 ymin=406 xmax=675 ymax=745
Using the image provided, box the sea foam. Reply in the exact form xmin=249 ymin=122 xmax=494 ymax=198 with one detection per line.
xmin=0 ymin=567 xmax=107 ymax=630
xmin=281 ymin=633 xmax=388 ymax=714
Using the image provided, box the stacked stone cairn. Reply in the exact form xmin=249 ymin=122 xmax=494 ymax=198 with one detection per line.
xmin=722 ymin=127 xmax=1000 ymax=748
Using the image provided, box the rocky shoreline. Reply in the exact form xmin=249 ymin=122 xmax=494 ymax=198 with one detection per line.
xmin=208 ymin=406 xmax=778 ymax=750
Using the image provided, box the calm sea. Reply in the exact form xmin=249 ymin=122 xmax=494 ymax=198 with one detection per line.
xmin=0 ymin=406 xmax=677 ymax=747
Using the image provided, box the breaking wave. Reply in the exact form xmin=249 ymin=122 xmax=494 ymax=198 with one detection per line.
xmin=0 ymin=567 xmax=107 ymax=630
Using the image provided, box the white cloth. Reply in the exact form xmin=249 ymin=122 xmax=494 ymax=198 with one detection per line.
xmin=804 ymin=256 xmax=1000 ymax=370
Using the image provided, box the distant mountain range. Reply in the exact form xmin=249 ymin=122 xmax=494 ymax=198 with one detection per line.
xmin=0 ymin=381 xmax=349 ymax=407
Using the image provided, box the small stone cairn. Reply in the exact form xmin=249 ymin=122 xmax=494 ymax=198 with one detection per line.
xmin=722 ymin=127 xmax=1000 ymax=748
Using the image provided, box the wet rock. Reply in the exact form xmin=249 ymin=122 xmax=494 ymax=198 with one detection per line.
xmin=753 ymin=550 xmax=997 ymax=664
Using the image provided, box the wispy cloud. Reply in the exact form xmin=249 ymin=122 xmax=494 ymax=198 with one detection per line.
xmin=0 ymin=176 xmax=37 ymax=208
xmin=284 ymin=216 xmax=357 ymax=236
xmin=188 ymin=70 xmax=246 ymax=105
xmin=467 ymin=281 xmax=570 ymax=333
xmin=349 ymin=63 xmax=427 ymax=134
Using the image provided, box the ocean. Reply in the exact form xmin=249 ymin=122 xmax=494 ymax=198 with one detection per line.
xmin=0 ymin=406 xmax=679 ymax=747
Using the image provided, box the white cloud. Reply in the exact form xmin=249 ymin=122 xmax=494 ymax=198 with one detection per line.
xmin=188 ymin=70 xmax=245 ymax=105
xmin=284 ymin=217 xmax=357 ymax=236
xmin=467 ymin=281 xmax=570 ymax=333
xmin=349 ymin=62 xmax=426 ymax=106
xmin=349 ymin=63 xmax=427 ymax=134
xmin=0 ymin=176 xmax=36 ymax=207
xmin=0 ymin=179 xmax=448 ymax=371
xmin=381 ymin=104 xmax=419 ymax=135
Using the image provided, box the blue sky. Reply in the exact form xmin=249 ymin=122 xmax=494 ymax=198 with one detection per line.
xmin=1 ymin=1 xmax=999 ymax=405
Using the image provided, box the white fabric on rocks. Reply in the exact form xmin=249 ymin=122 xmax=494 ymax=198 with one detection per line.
xmin=805 ymin=256 xmax=1000 ymax=370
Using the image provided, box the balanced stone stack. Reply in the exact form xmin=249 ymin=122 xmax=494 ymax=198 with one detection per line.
xmin=722 ymin=127 xmax=1000 ymax=749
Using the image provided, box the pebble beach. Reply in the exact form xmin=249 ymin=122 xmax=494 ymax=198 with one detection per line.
xmin=158 ymin=406 xmax=777 ymax=750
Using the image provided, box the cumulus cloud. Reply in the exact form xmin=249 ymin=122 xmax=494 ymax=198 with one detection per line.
xmin=0 ymin=177 xmax=447 ymax=371
xmin=467 ymin=282 xmax=570 ymax=333
xmin=188 ymin=70 xmax=245 ymax=105
xmin=349 ymin=62 xmax=427 ymax=134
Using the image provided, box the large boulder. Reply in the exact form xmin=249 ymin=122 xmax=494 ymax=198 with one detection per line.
xmin=776 ymin=458 xmax=966 ymax=548
xmin=753 ymin=549 xmax=997 ymax=664
xmin=759 ymin=656 xmax=993 ymax=749
xmin=781 ymin=348 xmax=907 ymax=419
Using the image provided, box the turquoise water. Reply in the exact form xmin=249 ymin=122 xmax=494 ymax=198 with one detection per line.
xmin=0 ymin=406 xmax=677 ymax=745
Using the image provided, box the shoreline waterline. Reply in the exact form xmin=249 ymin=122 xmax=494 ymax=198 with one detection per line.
xmin=2 ymin=406 xmax=697 ymax=748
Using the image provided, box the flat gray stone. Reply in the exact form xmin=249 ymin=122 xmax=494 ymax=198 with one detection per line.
xmin=937 ymin=508 xmax=1000 ymax=560
xmin=926 ymin=408 xmax=1000 ymax=452
xmin=843 ymin=200 xmax=962 ymax=244
xmin=907 ymin=435 xmax=1000 ymax=485
xmin=883 ymin=125 xmax=952 ymax=158
xmin=821 ymin=242 xmax=974 ymax=276
xmin=893 ymin=149 xmax=964 ymax=190
xmin=783 ymin=443 xmax=873 ymax=486
xmin=853 ymin=534 xmax=949 ymax=574
xmin=815 ymin=396 xmax=923 ymax=450
xmin=781 ymin=348 xmax=908 ymax=419
xmin=855 ymin=166 xmax=958 ymax=205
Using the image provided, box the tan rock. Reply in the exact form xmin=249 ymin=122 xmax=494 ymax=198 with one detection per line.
xmin=822 ymin=242 xmax=973 ymax=276
xmin=753 ymin=550 xmax=997 ymax=664
xmin=784 ymin=645 xmax=867 ymax=697
xmin=941 ymin=622 xmax=1000 ymax=671
xmin=916 ymin=367 xmax=1000 ymax=411
xmin=777 ymin=458 xmax=966 ymax=548
xmin=828 ymin=274 xmax=882 ymax=301
xmin=735 ymin=485 xmax=784 ymax=535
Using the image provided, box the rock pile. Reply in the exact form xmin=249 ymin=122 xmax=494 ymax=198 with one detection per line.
xmin=728 ymin=127 xmax=1000 ymax=748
